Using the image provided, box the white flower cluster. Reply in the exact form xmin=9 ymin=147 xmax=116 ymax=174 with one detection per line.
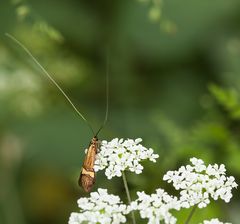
xmin=70 ymin=140 xmax=238 ymax=224
xmin=68 ymin=188 xmax=128 ymax=224
xmin=130 ymin=188 xmax=180 ymax=224
xmin=94 ymin=138 xmax=159 ymax=179
xmin=163 ymin=158 xmax=238 ymax=208
xmin=200 ymin=218 xmax=231 ymax=224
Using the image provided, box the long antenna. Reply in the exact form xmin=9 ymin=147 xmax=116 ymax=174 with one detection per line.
xmin=5 ymin=33 xmax=95 ymax=136
xmin=94 ymin=52 xmax=109 ymax=137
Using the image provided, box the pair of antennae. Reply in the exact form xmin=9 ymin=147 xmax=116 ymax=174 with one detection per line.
xmin=5 ymin=33 xmax=109 ymax=137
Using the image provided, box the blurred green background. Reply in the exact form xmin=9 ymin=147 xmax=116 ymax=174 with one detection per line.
xmin=0 ymin=0 xmax=240 ymax=223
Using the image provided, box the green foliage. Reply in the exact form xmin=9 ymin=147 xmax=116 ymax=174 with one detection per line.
xmin=12 ymin=0 xmax=64 ymax=42
xmin=209 ymin=84 xmax=240 ymax=119
xmin=137 ymin=0 xmax=177 ymax=34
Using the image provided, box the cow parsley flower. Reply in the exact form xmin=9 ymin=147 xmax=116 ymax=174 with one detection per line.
xmin=68 ymin=188 xmax=128 ymax=224
xmin=130 ymin=188 xmax=180 ymax=224
xmin=200 ymin=218 xmax=231 ymax=224
xmin=94 ymin=138 xmax=159 ymax=179
xmin=163 ymin=158 xmax=238 ymax=208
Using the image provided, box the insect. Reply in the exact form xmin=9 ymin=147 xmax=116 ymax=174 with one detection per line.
xmin=6 ymin=33 xmax=109 ymax=192
xmin=79 ymin=136 xmax=99 ymax=192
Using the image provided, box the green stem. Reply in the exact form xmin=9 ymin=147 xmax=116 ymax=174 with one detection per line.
xmin=122 ymin=171 xmax=136 ymax=224
xmin=184 ymin=205 xmax=197 ymax=224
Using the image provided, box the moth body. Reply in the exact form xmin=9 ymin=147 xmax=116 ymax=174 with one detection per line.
xmin=79 ymin=137 xmax=99 ymax=192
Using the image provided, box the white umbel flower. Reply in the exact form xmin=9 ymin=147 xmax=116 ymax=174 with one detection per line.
xmin=163 ymin=158 xmax=238 ymax=208
xmin=130 ymin=188 xmax=180 ymax=224
xmin=68 ymin=188 xmax=128 ymax=224
xmin=94 ymin=138 xmax=159 ymax=179
xmin=200 ymin=218 xmax=231 ymax=224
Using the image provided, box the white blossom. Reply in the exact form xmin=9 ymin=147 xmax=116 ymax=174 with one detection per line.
xmin=68 ymin=188 xmax=128 ymax=224
xmin=163 ymin=158 xmax=238 ymax=208
xmin=130 ymin=188 xmax=180 ymax=224
xmin=94 ymin=138 xmax=159 ymax=179
xmin=200 ymin=218 xmax=231 ymax=224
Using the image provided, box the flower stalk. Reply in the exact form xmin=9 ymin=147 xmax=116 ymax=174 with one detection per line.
xmin=184 ymin=205 xmax=197 ymax=224
xmin=122 ymin=171 xmax=136 ymax=224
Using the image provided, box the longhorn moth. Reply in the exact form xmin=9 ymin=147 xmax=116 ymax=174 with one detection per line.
xmin=6 ymin=33 xmax=109 ymax=192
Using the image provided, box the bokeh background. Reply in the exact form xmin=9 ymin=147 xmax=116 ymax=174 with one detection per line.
xmin=0 ymin=0 xmax=240 ymax=223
